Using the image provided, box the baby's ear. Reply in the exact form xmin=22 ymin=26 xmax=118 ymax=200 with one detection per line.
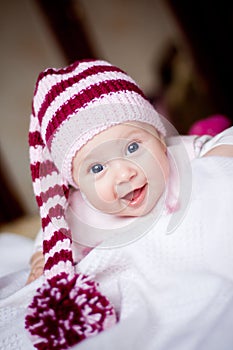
xmin=71 ymin=160 xmax=80 ymax=188
xmin=158 ymin=132 xmax=167 ymax=152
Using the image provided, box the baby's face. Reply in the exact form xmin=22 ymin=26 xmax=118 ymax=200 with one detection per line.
xmin=72 ymin=122 xmax=169 ymax=217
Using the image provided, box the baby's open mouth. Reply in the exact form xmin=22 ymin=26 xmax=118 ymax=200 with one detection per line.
xmin=122 ymin=184 xmax=147 ymax=207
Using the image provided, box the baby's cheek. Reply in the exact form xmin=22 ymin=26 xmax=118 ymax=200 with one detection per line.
xmin=83 ymin=179 xmax=115 ymax=208
xmin=95 ymin=182 xmax=115 ymax=203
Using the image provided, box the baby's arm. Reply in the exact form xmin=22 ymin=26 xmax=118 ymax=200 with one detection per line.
xmin=203 ymin=144 xmax=233 ymax=157
xmin=195 ymin=126 xmax=233 ymax=158
xmin=26 ymin=250 xmax=44 ymax=284
xmin=26 ymin=229 xmax=44 ymax=284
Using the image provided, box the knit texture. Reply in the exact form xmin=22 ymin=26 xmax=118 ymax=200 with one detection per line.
xmin=26 ymin=59 xmax=165 ymax=349
xmin=1 ymin=129 xmax=233 ymax=350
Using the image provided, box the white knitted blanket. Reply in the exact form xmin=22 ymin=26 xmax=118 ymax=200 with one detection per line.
xmin=1 ymin=156 xmax=233 ymax=349
xmin=76 ymin=156 xmax=233 ymax=350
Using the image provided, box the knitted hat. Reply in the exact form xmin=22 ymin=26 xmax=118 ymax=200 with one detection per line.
xmin=26 ymin=59 xmax=165 ymax=349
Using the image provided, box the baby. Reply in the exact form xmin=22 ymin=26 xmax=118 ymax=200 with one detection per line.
xmin=26 ymin=59 xmax=233 ymax=349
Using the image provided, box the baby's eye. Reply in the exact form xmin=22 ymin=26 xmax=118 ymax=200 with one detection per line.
xmin=90 ymin=163 xmax=104 ymax=174
xmin=127 ymin=141 xmax=139 ymax=154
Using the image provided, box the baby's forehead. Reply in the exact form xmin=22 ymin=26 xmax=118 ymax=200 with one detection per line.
xmin=84 ymin=121 xmax=158 ymax=149
xmin=123 ymin=121 xmax=160 ymax=136
xmin=73 ymin=121 xmax=159 ymax=166
xmin=99 ymin=121 xmax=159 ymax=140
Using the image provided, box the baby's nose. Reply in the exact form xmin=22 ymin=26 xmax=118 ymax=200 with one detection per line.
xmin=113 ymin=160 xmax=137 ymax=184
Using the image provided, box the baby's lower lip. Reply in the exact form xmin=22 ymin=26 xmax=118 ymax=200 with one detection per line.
xmin=124 ymin=184 xmax=147 ymax=208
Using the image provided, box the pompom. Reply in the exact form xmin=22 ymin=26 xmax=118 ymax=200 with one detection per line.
xmin=25 ymin=272 xmax=116 ymax=350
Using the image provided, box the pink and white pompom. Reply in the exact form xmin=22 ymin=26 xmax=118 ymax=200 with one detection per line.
xmin=25 ymin=272 xmax=117 ymax=350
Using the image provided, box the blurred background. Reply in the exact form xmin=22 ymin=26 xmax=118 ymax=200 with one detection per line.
xmin=0 ymin=0 xmax=232 ymax=234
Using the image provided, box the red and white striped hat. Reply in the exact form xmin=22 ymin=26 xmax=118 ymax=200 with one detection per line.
xmin=26 ymin=59 xmax=165 ymax=349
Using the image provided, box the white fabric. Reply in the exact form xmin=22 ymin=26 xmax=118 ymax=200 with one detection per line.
xmin=0 ymin=128 xmax=233 ymax=350
xmin=0 ymin=234 xmax=41 ymax=350
xmin=75 ymin=156 xmax=233 ymax=350
xmin=0 ymin=234 xmax=33 ymax=278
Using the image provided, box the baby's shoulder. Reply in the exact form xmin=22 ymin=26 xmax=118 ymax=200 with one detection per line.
xmin=202 ymin=144 xmax=233 ymax=157
xmin=167 ymin=126 xmax=233 ymax=160
xmin=194 ymin=126 xmax=233 ymax=158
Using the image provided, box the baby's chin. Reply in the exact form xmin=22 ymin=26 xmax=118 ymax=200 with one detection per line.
xmin=116 ymin=209 xmax=153 ymax=218
xmin=104 ymin=204 xmax=155 ymax=218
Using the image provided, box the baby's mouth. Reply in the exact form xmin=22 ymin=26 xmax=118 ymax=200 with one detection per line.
xmin=122 ymin=184 xmax=147 ymax=207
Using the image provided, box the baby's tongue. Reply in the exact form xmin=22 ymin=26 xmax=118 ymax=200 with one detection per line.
xmin=124 ymin=188 xmax=141 ymax=201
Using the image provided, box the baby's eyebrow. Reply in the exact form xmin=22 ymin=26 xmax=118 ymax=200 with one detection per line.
xmin=82 ymin=150 xmax=107 ymax=166
xmin=81 ymin=130 xmax=143 ymax=165
xmin=82 ymin=153 xmax=99 ymax=165
xmin=121 ymin=129 xmax=142 ymax=138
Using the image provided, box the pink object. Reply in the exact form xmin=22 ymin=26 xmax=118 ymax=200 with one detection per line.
xmin=26 ymin=273 xmax=116 ymax=350
xmin=188 ymin=114 xmax=231 ymax=136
